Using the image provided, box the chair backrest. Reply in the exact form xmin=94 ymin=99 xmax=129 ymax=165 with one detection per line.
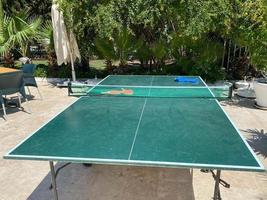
xmin=0 ymin=72 xmax=25 ymax=96
xmin=22 ymin=64 xmax=36 ymax=74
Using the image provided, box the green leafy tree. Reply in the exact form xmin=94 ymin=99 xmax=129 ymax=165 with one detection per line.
xmin=133 ymin=39 xmax=151 ymax=68
xmin=235 ymin=0 xmax=267 ymax=70
xmin=55 ymin=0 xmax=267 ymax=79
xmin=95 ymin=37 xmax=116 ymax=69
xmin=151 ymin=41 xmax=167 ymax=69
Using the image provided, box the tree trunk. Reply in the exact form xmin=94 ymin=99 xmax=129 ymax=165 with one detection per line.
xmin=0 ymin=0 xmax=4 ymax=44
xmin=246 ymin=47 xmax=250 ymax=57
xmin=233 ymin=44 xmax=236 ymax=58
xmin=221 ymin=39 xmax=226 ymax=68
xmin=78 ymin=56 xmax=90 ymax=72
xmin=226 ymin=40 xmax=231 ymax=72
xmin=47 ymin=50 xmax=58 ymax=77
xmin=140 ymin=60 xmax=144 ymax=68
xmin=105 ymin=59 xmax=113 ymax=71
xmin=145 ymin=60 xmax=148 ymax=69
xmin=3 ymin=53 xmax=15 ymax=68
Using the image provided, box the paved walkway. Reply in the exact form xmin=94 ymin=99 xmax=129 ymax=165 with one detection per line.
xmin=0 ymin=81 xmax=266 ymax=200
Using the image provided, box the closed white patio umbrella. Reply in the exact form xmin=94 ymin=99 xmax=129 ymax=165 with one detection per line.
xmin=51 ymin=0 xmax=81 ymax=81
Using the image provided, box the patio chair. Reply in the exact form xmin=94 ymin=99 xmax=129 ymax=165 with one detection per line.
xmin=0 ymin=71 xmax=31 ymax=119
xmin=22 ymin=64 xmax=42 ymax=99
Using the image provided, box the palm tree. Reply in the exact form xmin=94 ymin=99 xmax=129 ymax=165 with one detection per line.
xmin=0 ymin=8 xmax=42 ymax=64
xmin=38 ymin=21 xmax=57 ymax=68
xmin=95 ymin=28 xmax=136 ymax=68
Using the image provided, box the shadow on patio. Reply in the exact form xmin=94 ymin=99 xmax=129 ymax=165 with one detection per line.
xmin=27 ymin=164 xmax=195 ymax=200
xmin=243 ymin=128 xmax=267 ymax=159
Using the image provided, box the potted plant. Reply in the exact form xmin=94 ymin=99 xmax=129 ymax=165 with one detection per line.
xmin=248 ymin=32 xmax=267 ymax=108
xmin=254 ymin=77 xmax=267 ymax=108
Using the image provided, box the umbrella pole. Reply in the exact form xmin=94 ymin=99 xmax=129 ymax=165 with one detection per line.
xmin=70 ymin=49 xmax=76 ymax=82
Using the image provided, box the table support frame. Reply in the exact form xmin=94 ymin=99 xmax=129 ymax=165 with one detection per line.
xmin=49 ymin=163 xmax=228 ymax=200
xmin=213 ymin=170 xmax=222 ymax=200
xmin=49 ymin=161 xmax=59 ymax=200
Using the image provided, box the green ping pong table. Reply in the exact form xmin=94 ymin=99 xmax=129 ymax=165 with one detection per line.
xmin=4 ymin=75 xmax=264 ymax=200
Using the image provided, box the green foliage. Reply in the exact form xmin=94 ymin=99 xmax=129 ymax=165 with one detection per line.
xmin=2 ymin=0 xmax=51 ymax=20
xmin=3 ymin=0 xmax=266 ymax=80
xmin=0 ymin=10 xmax=42 ymax=57
xmin=38 ymin=21 xmax=54 ymax=51
xmin=33 ymin=60 xmax=110 ymax=79
xmin=95 ymin=27 xmax=136 ymax=66
xmin=134 ymin=39 xmax=151 ymax=64
xmin=249 ymin=36 xmax=267 ymax=70
xmin=170 ymin=34 xmax=224 ymax=81
xmin=228 ymin=0 xmax=267 ymax=70
xmin=61 ymin=0 xmax=267 ymax=74
xmin=171 ymin=35 xmax=223 ymax=63
xmin=34 ymin=64 xmax=48 ymax=77
xmin=95 ymin=37 xmax=116 ymax=61
xmin=93 ymin=4 xmax=119 ymax=38
xmin=113 ymin=28 xmax=136 ymax=66
xmin=151 ymin=41 xmax=167 ymax=61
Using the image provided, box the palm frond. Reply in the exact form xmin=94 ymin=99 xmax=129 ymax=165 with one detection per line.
xmin=151 ymin=41 xmax=167 ymax=60
xmin=0 ymin=11 xmax=42 ymax=56
xmin=95 ymin=37 xmax=116 ymax=60
xmin=38 ymin=21 xmax=53 ymax=47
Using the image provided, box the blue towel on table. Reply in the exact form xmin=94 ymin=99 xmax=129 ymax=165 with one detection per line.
xmin=174 ymin=77 xmax=199 ymax=83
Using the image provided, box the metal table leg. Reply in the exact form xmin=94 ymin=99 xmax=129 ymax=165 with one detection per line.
xmin=49 ymin=161 xmax=59 ymax=200
xmin=201 ymin=169 xmax=229 ymax=199
xmin=49 ymin=162 xmax=71 ymax=190
xmin=213 ymin=170 xmax=222 ymax=200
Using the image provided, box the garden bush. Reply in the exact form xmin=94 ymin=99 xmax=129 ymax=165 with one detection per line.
xmin=2 ymin=0 xmax=267 ymax=81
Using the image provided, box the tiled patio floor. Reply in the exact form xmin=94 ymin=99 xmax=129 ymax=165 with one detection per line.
xmin=0 ymin=81 xmax=266 ymax=200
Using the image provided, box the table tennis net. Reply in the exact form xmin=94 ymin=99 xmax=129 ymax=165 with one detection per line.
xmin=87 ymin=85 xmax=232 ymax=98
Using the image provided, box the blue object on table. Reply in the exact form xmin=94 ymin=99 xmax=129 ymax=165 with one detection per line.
xmin=174 ymin=77 xmax=199 ymax=84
